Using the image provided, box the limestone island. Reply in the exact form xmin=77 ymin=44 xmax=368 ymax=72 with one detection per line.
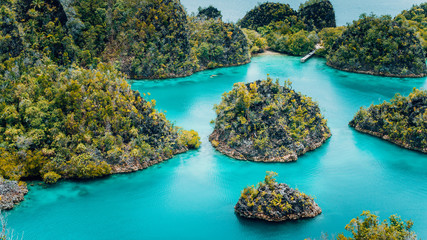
xmin=350 ymin=88 xmax=427 ymax=153
xmin=209 ymin=78 xmax=331 ymax=162
xmin=0 ymin=59 xmax=201 ymax=186
xmin=0 ymin=178 xmax=28 ymax=210
xmin=327 ymin=14 xmax=427 ymax=78
xmin=235 ymin=172 xmax=321 ymax=222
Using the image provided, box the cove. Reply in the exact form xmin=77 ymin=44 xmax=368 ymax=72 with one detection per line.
xmin=6 ymin=55 xmax=427 ymax=239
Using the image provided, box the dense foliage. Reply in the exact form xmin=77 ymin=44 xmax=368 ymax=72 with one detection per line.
xmin=235 ymin=172 xmax=321 ymax=221
xmin=337 ymin=211 xmax=417 ymax=240
xmin=210 ymin=78 xmax=331 ymax=162
xmin=327 ymin=14 xmax=427 ymax=77
xmin=242 ymin=28 xmax=268 ymax=54
xmin=238 ymin=0 xmax=337 ymax=56
xmin=102 ymin=0 xmax=195 ymax=79
xmin=0 ymin=57 xmax=200 ymax=183
xmin=0 ymin=0 xmax=23 ymax=62
xmin=349 ymin=88 xmax=427 ymax=153
xmin=16 ymin=0 xmax=76 ymax=65
xmin=316 ymin=26 xmax=345 ymax=57
xmin=238 ymin=3 xmax=297 ymax=31
xmin=269 ymin=29 xmax=318 ymax=56
xmin=396 ymin=3 xmax=427 ymax=56
xmin=1 ymin=0 xmax=251 ymax=79
xmin=299 ymin=0 xmax=336 ymax=31
xmin=188 ymin=17 xmax=250 ymax=70
xmin=197 ymin=6 xmax=222 ymax=20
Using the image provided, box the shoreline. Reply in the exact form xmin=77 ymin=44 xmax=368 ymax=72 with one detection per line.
xmin=326 ymin=62 xmax=427 ymax=78
xmin=350 ymin=124 xmax=427 ymax=154
xmin=253 ymin=50 xmax=283 ymax=56
xmin=209 ymin=130 xmax=332 ymax=162
xmin=131 ymin=59 xmax=252 ymax=80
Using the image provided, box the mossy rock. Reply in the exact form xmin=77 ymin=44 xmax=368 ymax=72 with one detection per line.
xmin=209 ymin=77 xmax=331 ymax=162
xmin=235 ymin=172 xmax=321 ymax=222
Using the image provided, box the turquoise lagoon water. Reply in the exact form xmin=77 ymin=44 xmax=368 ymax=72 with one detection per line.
xmin=181 ymin=0 xmax=427 ymax=26
xmin=7 ymin=55 xmax=427 ymax=239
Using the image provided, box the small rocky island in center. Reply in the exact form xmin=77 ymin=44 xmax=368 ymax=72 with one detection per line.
xmin=235 ymin=172 xmax=322 ymax=222
xmin=209 ymin=78 xmax=331 ymax=162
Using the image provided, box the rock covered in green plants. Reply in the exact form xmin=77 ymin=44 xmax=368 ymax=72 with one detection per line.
xmin=235 ymin=172 xmax=321 ymax=222
xmin=349 ymin=88 xmax=427 ymax=153
xmin=238 ymin=3 xmax=297 ymax=30
xmin=0 ymin=177 xmax=28 ymax=210
xmin=0 ymin=57 xmax=201 ymax=183
xmin=102 ymin=0 xmax=194 ymax=79
xmin=188 ymin=16 xmax=250 ymax=70
xmin=298 ymin=0 xmax=336 ymax=31
xmin=209 ymin=78 xmax=331 ymax=162
xmin=327 ymin=14 xmax=427 ymax=77
xmin=2 ymin=0 xmax=251 ymax=79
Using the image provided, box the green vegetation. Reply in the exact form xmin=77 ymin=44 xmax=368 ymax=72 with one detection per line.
xmin=299 ymin=0 xmax=336 ymax=31
xmin=242 ymin=28 xmax=268 ymax=54
xmin=210 ymin=77 xmax=330 ymax=162
xmin=238 ymin=0 xmax=336 ymax=56
xmin=98 ymin=0 xmax=195 ymax=79
xmin=197 ymin=6 xmax=222 ymax=19
xmin=316 ymin=26 xmax=346 ymax=57
xmin=0 ymin=0 xmax=23 ymax=62
xmin=396 ymin=3 xmax=427 ymax=56
xmin=349 ymin=88 xmax=427 ymax=153
xmin=1 ymin=0 xmax=250 ymax=80
xmin=269 ymin=29 xmax=318 ymax=56
xmin=0 ymin=56 xmax=200 ymax=183
xmin=188 ymin=16 xmax=250 ymax=70
xmin=337 ymin=211 xmax=417 ymax=240
xmin=238 ymin=3 xmax=297 ymax=31
xmin=327 ymin=14 xmax=427 ymax=77
xmin=235 ymin=171 xmax=321 ymax=222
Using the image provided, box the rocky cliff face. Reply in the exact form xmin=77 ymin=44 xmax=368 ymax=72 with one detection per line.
xmin=0 ymin=178 xmax=28 ymax=210
xmin=209 ymin=78 xmax=331 ymax=162
xmin=235 ymin=172 xmax=321 ymax=222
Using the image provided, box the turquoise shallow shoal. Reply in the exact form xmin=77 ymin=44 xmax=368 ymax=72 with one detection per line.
xmin=7 ymin=55 xmax=427 ymax=239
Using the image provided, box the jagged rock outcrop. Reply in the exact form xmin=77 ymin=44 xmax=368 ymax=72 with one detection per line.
xmin=0 ymin=178 xmax=28 ymax=210
xmin=235 ymin=172 xmax=321 ymax=222
xmin=209 ymin=78 xmax=331 ymax=162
